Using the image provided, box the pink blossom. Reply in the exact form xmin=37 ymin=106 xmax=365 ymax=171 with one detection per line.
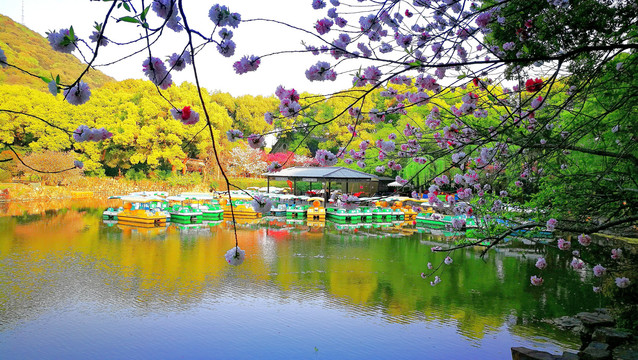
xmin=89 ymin=31 xmax=109 ymax=47
xmin=451 ymin=218 xmax=466 ymax=230
xmin=226 ymin=129 xmax=243 ymax=142
xmin=444 ymin=256 xmax=453 ymax=265
xmin=339 ymin=194 xmax=359 ymax=210
xmin=225 ymin=246 xmax=245 ymax=266
xmin=64 ymin=82 xmax=91 ymax=105
xmin=167 ymin=51 xmax=191 ymax=71
xmin=615 ymin=277 xmax=630 ymax=288
xmin=74 ymin=160 xmax=84 ymax=169
xmin=142 ymin=57 xmax=172 ymax=89
xmin=427 ymin=262 xmax=433 ymax=270
xmin=535 ymin=257 xmax=547 ymax=270
xmin=531 ymin=96 xmax=544 ymax=109
xmin=546 ymin=218 xmax=557 ymax=231
xmin=431 ymin=246 xmax=442 ymax=252
xmin=530 ymin=275 xmax=544 ymax=286
xmin=571 ymin=259 xmax=585 ymax=270
xmin=611 ymin=248 xmax=623 ymax=260
xmin=208 ymin=4 xmax=241 ymax=28
xmin=264 ymin=112 xmax=274 ymax=125
xmin=475 ymin=11 xmax=492 ymax=28
xmin=311 ymin=0 xmax=326 ymax=10
xmin=593 ymin=264 xmax=606 ymax=277
xmin=73 ymin=125 xmax=112 ymax=142
xmin=233 ymin=55 xmax=261 ymax=75
xmin=315 ymin=18 xmax=334 ymax=35
xmin=430 ymin=276 xmax=441 ymax=286
xmin=315 ymin=149 xmax=337 ymax=166
xmin=267 ymin=162 xmax=282 ymax=173
xmin=593 ymin=286 xmax=601 ymax=293
xmin=557 ymin=238 xmax=571 ymax=251
xmin=47 ymin=28 xmax=77 ymax=53
xmin=251 ymin=195 xmax=273 ymax=214
xmin=578 ymin=234 xmax=592 ymax=247
xmin=306 ymin=61 xmax=337 ymax=82
xmin=246 ymin=134 xmax=265 ymax=149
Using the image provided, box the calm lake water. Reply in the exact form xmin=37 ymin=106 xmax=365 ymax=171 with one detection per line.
xmin=0 ymin=200 xmax=605 ymax=359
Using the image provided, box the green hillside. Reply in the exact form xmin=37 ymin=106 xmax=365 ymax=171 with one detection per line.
xmin=0 ymin=14 xmax=113 ymax=90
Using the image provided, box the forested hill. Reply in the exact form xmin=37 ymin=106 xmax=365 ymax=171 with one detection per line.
xmin=0 ymin=14 xmax=113 ymax=90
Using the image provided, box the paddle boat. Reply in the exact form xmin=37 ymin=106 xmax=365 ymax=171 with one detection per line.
xmin=102 ymin=197 xmax=123 ymax=220
xmin=219 ymin=195 xmax=262 ymax=219
xmin=415 ymin=212 xmax=453 ymax=228
xmin=326 ymin=207 xmax=363 ymax=223
xmin=166 ymin=196 xmax=204 ymax=224
xmin=114 ymin=195 xmax=169 ymax=226
xmin=306 ymin=197 xmax=326 ymax=221
xmin=179 ymin=193 xmax=224 ymax=220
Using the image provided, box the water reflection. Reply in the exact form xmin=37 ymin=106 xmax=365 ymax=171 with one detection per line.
xmin=0 ymin=204 xmax=606 ymax=359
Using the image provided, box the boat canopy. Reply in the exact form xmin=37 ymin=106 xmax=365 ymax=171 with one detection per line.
xmin=119 ymin=195 xmax=166 ymax=203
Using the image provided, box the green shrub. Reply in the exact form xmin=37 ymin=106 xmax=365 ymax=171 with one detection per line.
xmin=125 ymin=169 xmax=146 ymax=181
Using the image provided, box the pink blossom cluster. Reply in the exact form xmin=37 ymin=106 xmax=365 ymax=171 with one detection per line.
xmin=226 ymin=129 xmax=243 ymax=142
xmin=578 ymin=234 xmax=592 ymax=246
xmin=339 ymin=194 xmax=359 ymax=210
xmin=152 ymin=0 xmax=183 ymax=32
xmin=250 ymin=195 xmax=273 ymax=214
xmin=315 ymin=149 xmax=338 ymax=166
xmin=233 ymin=55 xmax=260 ymax=75
xmin=142 ymin=57 xmax=172 ymax=90
xmin=267 ymin=161 xmax=283 ymax=173
xmin=64 ymin=82 xmax=91 ymax=106
xmin=170 ymin=106 xmax=199 ymax=125
xmin=89 ymin=31 xmax=109 ymax=47
xmin=208 ymin=4 xmax=241 ymax=28
xmin=277 ymin=97 xmax=301 ymax=119
xmin=47 ymin=28 xmax=77 ymax=54
xmin=305 ymin=61 xmax=337 ymax=82
xmin=73 ymin=125 xmax=113 ymax=142
xmin=246 ymin=134 xmax=265 ymax=149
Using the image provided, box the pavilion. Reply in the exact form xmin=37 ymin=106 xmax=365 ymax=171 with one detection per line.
xmin=262 ymin=166 xmax=392 ymax=199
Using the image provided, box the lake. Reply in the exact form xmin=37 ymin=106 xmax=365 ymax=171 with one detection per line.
xmin=0 ymin=200 xmax=604 ymax=359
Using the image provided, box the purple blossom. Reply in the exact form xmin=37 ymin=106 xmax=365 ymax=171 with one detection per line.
xmin=578 ymin=234 xmax=592 ymax=246
xmin=167 ymin=51 xmax=191 ymax=71
xmin=247 ymin=134 xmax=265 ymax=149
xmin=315 ymin=149 xmax=338 ymax=166
xmin=557 ymin=238 xmax=571 ymax=250
xmin=315 ymin=18 xmax=334 ymax=35
xmin=142 ymin=57 xmax=172 ymax=89
xmin=535 ymin=257 xmax=547 ymax=270
xmin=88 ymin=31 xmax=109 ymax=47
xmin=530 ymin=275 xmax=544 ymax=286
xmin=593 ymin=264 xmax=606 ymax=277
xmin=208 ymin=4 xmax=241 ymax=28
xmin=312 ymin=0 xmax=326 ymax=10
xmin=64 ymin=82 xmax=91 ymax=105
xmin=47 ymin=28 xmax=77 ymax=53
xmin=226 ymin=129 xmax=243 ymax=142
xmin=615 ymin=277 xmax=631 ymax=288
xmin=233 ymin=55 xmax=261 ymax=75
xmin=267 ymin=162 xmax=283 ymax=173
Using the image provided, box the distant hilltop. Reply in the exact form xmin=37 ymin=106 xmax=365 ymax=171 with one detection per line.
xmin=0 ymin=14 xmax=114 ymax=90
